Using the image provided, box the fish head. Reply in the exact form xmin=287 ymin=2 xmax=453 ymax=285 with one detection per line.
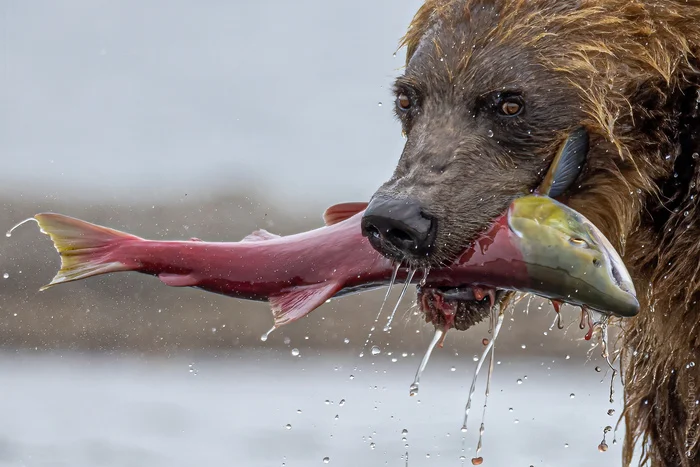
xmin=507 ymin=195 xmax=639 ymax=317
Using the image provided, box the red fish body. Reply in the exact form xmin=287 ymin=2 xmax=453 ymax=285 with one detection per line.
xmin=28 ymin=195 xmax=638 ymax=329
xmin=32 ymin=207 xmax=527 ymax=327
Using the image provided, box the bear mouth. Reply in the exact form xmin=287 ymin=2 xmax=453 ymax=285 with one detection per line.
xmin=416 ymin=285 xmax=506 ymax=331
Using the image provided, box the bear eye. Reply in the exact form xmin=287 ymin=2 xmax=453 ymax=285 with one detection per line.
xmin=396 ymin=93 xmax=412 ymax=111
xmin=499 ymin=96 xmax=524 ymax=116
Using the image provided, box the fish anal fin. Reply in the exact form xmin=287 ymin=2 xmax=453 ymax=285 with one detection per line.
xmin=158 ymin=273 xmax=200 ymax=287
xmin=270 ymin=281 xmax=342 ymax=327
xmin=241 ymin=229 xmax=280 ymax=242
xmin=323 ymin=202 xmax=368 ymax=226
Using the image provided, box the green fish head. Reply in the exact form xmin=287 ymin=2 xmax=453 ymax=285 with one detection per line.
xmin=507 ymin=195 xmax=639 ymax=317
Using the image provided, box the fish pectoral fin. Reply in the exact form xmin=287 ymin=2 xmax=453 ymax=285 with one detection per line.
xmin=158 ymin=272 xmax=200 ymax=287
xmin=323 ymin=202 xmax=368 ymax=226
xmin=241 ymin=229 xmax=281 ymax=242
xmin=270 ymin=281 xmax=343 ymax=327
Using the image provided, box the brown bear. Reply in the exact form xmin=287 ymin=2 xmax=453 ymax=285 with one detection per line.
xmin=361 ymin=1 xmax=700 ymax=465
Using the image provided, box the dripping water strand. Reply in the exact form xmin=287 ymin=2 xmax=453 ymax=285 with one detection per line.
xmin=599 ymin=317 xmax=617 ymax=403
xmin=462 ymin=306 xmax=505 ymax=431
xmin=474 ymin=307 xmax=498 ymax=463
xmin=361 ymin=262 xmax=401 ymax=353
xmin=409 ymin=327 xmax=444 ymax=396
xmin=6 ymin=217 xmax=39 ymax=237
xmin=419 ymin=267 xmax=431 ymax=287
xmin=260 ymin=325 xmax=276 ymax=342
xmin=384 ymin=268 xmax=416 ymax=332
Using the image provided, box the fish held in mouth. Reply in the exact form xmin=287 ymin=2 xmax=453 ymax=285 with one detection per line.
xmin=13 ymin=190 xmax=637 ymax=332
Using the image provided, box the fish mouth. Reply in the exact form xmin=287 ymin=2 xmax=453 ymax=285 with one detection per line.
xmin=417 ymin=285 xmax=508 ymax=331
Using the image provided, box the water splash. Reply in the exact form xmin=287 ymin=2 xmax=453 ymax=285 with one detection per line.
xmin=462 ymin=307 xmax=505 ymax=431
xmin=361 ymin=262 xmax=400 ymax=353
xmin=6 ymin=217 xmax=38 ymax=237
xmin=384 ymin=268 xmax=417 ymax=332
xmin=409 ymin=327 xmax=444 ymax=396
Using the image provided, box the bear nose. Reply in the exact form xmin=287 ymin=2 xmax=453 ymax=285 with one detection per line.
xmin=361 ymin=196 xmax=437 ymax=259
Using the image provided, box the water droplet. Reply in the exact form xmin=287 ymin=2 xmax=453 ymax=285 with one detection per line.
xmin=516 ymin=379 xmax=523 ymax=385
xmin=607 ymin=409 xmax=615 ymax=416
xmin=595 ymin=366 xmax=601 ymax=372
xmin=487 ymin=130 xmax=494 ymax=138
xmin=377 ymin=102 xmax=382 ymax=107
xmin=343 ymin=338 xmax=350 ymax=344
xmin=188 ymin=363 xmax=197 ymax=375
xmin=570 ymin=393 xmax=575 ymax=399
xmin=402 ymin=428 xmax=408 ymax=435
xmin=323 ymin=456 xmax=330 ymax=463
xmin=260 ymin=326 xmax=276 ymax=342
xmin=297 ymin=409 xmax=302 ymax=414
xmin=693 ymin=152 xmax=699 ymax=160
xmin=370 ymin=443 xmax=376 ymax=450
xmin=285 ymin=424 xmax=292 ymax=430
xmin=514 ymin=419 xmax=519 ymax=424
xmin=565 ymin=443 xmax=569 ymax=448
xmin=339 ymin=399 xmax=346 ymax=406
xmin=291 ymin=348 xmax=300 ymax=357
xmin=598 ymin=441 xmax=608 ymax=452
xmin=450 ymin=366 xmax=456 ymax=372
xmin=371 ymin=346 xmax=381 ymax=356
xmin=482 ymin=338 xmax=489 ymax=346
xmin=471 ymin=456 xmax=484 ymax=465
xmin=283 ymin=337 xmax=291 ymax=345
xmin=2 ymin=273 xmax=8 ymax=279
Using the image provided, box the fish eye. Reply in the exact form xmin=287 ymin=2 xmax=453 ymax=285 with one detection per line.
xmin=396 ymin=93 xmax=412 ymax=111
xmin=569 ymin=237 xmax=589 ymax=248
xmin=499 ymin=96 xmax=524 ymax=116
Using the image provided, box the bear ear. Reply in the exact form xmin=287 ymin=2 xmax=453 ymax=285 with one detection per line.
xmin=539 ymin=127 xmax=589 ymax=198
xmin=323 ymin=202 xmax=368 ymax=226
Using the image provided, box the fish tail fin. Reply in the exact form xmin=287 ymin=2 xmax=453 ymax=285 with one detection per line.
xmin=34 ymin=213 xmax=142 ymax=290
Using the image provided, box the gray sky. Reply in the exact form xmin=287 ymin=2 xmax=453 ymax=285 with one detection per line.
xmin=1 ymin=0 xmax=422 ymax=206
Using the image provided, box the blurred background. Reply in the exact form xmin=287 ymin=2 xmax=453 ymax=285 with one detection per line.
xmin=1 ymin=1 xmax=626 ymax=466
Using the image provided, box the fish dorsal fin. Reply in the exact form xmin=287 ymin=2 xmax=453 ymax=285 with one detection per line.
xmin=323 ymin=202 xmax=369 ymax=226
xmin=539 ymin=127 xmax=589 ymax=198
xmin=241 ymin=229 xmax=280 ymax=242
xmin=269 ymin=281 xmax=342 ymax=327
